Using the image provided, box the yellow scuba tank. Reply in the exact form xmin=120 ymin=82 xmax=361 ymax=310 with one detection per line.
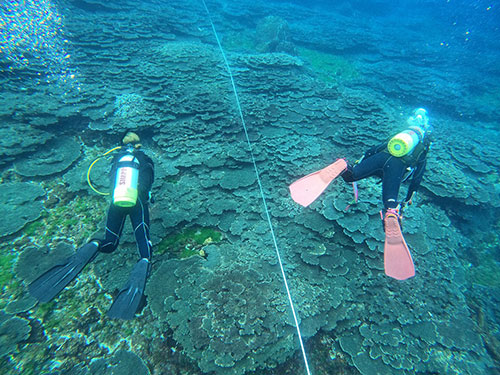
xmin=388 ymin=108 xmax=430 ymax=157
xmin=113 ymin=151 xmax=140 ymax=207
xmin=387 ymin=126 xmax=425 ymax=157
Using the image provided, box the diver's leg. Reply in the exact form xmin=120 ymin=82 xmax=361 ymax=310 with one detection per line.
xmin=129 ymin=197 xmax=152 ymax=260
xmin=341 ymin=152 xmax=389 ymax=182
xmin=98 ymin=204 xmax=127 ymax=253
xmin=107 ymin=198 xmax=151 ymax=319
xmin=382 ymin=157 xmax=407 ymax=209
xmin=380 ymin=157 xmax=415 ymax=279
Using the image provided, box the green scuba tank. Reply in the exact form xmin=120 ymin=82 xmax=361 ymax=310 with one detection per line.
xmin=112 ymin=152 xmax=140 ymax=207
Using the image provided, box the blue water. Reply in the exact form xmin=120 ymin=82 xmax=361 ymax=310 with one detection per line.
xmin=1 ymin=0 xmax=499 ymax=374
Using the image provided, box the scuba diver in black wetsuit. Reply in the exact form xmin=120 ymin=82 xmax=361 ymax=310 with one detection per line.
xmin=290 ymin=108 xmax=432 ymax=280
xmin=341 ymin=108 xmax=431 ymax=224
xmin=29 ymin=132 xmax=155 ymax=319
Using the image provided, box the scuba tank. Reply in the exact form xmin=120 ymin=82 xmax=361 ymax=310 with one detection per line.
xmin=387 ymin=126 xmax=424 ymax=157
xmin=387 ymin=108 xmax=429 ymax=157
xmin=112 ymin=150 xmax=140 ymax=207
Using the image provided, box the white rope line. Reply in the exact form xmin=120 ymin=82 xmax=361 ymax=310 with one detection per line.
xmin=200 ymin=1 xmax=311 ymax=374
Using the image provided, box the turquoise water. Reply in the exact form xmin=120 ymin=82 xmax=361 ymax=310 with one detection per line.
xmin=1 ymin=0 xmax=499 ymax=374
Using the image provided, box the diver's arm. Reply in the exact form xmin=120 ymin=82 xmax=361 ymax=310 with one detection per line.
xmin=138 ymin=152 xmax=155 ymax=191
xmin=144 ymin=155 xmax=155 ymax=186
xmin=404 ymin=131 xmax=432 ymax=202
xmin=404 ymin=153 xmax=427 ymax=202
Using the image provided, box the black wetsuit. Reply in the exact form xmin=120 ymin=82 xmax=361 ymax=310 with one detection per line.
xmin=98 ymin=149 xmax=155 ymax=260
xmin=342 ymin=133 xmax=431 ymax=210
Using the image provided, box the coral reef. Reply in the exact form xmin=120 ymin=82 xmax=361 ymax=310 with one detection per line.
xmin=0 ymin=0 xmax=498 ymax=374
xmin=0 ymin=182 xmax=46 ymax=238
xmin=255 ymin=16 xmax=296 ymax=55
xmin=156 ymin=227 xmax=222 ymax=257
xmin=14 ymin=137 xmax=82 ymax=177
xmin=148 ymin=251 xmax=297 ymax=375
xmin=298 ymin=47 xmax=360 ymax=83
xmin=0 ymin=123 xmax=54 ymax=168
xmin=0 ymin=312 xmax=31 ymax=357
xmin=89 ymin=349 xmax=151 ymax=375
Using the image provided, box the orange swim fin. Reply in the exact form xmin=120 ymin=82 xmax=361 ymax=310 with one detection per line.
xmin=289 ymin=159 xmax=347 ymax=207
xmin=383 ymin=210 xmax=415 ymax=280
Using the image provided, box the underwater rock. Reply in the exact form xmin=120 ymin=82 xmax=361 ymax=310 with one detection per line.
xmin=255 ymin=16 xmax=296 ymax=55
xmin=0 ymin=182 xmax=46 ymax=238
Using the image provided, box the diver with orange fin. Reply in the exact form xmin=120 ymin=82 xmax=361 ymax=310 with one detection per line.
xmin=290 ymin=108 xmax=432 ymax=280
